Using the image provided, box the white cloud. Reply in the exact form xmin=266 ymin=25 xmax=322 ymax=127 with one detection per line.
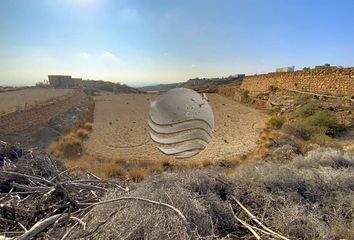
xmin=100 ymin=51 xmax=118 ymax=60
xmin=191 ymin=64 xmax=197 ymax=68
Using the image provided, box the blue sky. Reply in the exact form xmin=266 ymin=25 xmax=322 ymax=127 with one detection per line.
xmin=0 ymin=0 xmax=353 ymax=87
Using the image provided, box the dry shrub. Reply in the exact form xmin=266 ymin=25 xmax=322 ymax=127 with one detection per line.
xmin=283 ymin=121 xmax=316 ymax=140
xmin=66 ymin=155 xmax=127 ymax=179
xmin=181 ymin=160 xmax=201 ymax=169
xmin=112 ymin=157 xmax=127 ymax=165
xmin=240 ymin=89 xmax=250 ymax=103
xmin=75 ymin=128 xmax=89 ymax=139
xmin=84 ymin=122 xmax=93 ymax=131
xmin=67 ymin=170 xmax=222 ymax=240
xmin=161 ymin=160 xmax=175 ymax=171
xmin=201 ymin=159 xmax=213 ymax=167
xmin=127 ymin=168 xmax=146 ymax=182
xmin=229 ymin=148 xmax=354 ymax=240
xmin=48 ymin=133 xmax=82 ymax=159
xmin=291 ymin=148 xmax=354 ymax=169
xmin=64 ymin=148 xmax=354 ymax=239
xmin=147 ymin=163 xmax=164 ymax=174
xmin=66 ymin=154 xmax=97 ymax=170
xmin=96 ymin=163 xmax=127 ymax=178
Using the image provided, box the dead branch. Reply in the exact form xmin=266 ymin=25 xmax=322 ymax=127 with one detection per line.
xmin=64 ymin=182 xmax=107 ymax=192
xmin=232 ymin=197 xmax=290 ymax=240
xmin=63 ymin=179 xmax=128 ymax=191
xmin=229 ymin=204 xmax=260 ymax=240
xmin=17 ymin=214 xmax=69 ymax=240
xmin=0 ymin=171 xmax=54 ymax=186
xmin=11 ymin=182 xmax=53 ymax=192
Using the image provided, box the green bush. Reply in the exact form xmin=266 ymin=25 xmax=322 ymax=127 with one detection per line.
xmin=309 ymin=133 xmax=334 ymax=146
xmin=296 ymin=102 xmax=316 ymax=117
xmin=304 ymin=110 xmax=337 ymax=129
xmin=269 ymin=116 xmax=286 ymax=129
xmin=284 ymin=110 xmax=338 ymax=141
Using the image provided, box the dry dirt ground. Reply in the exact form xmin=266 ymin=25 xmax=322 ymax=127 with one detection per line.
xmin=84 ymin=92 xmax=268 ymax=162
xmin=0 ymin=88 xmax=72 ymax=113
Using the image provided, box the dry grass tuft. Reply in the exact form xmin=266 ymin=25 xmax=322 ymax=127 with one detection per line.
xmin=66 ymin=154 xmax=97 ymax=170
xmin=48 ymin=101 xmax=94 ymax=160
xmin=66 ymin=155 xmax=127 ymax=178
xmin=127 ymin=168 xmax=146 ymax=182
xmin=200 ymin=159 xmax=213 ymax=167
xmin=76 ymin=128 xmax=89 ymax=139
xmin=96 ymin=163 xmax=127 ymax=178
xmin=48 ymin=133 xmax=82 ymax=159
xmin=84 ymin=122 xmax=93 ymax=131
xmin=147 ymin=163 xmax=164 ymax=174
xmin=112 ymin=157 xmax=127 ymax=165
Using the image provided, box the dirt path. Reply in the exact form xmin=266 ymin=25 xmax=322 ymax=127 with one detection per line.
xmin=84 ymin=92 xmax=268 ymax=162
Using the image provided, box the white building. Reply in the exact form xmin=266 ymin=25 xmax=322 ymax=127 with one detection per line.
xmin=276 ymin=66 xmax=295 ymax=72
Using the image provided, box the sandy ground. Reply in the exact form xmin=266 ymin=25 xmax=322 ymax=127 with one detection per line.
xmin=84 ymin=92 xmax=268 ymax=162
xmin=0 ymin=88 xmax=72 ymax=113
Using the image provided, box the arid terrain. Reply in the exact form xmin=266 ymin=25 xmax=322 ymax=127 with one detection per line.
xmin=84 ymin=92 xmax=268 ymax=162
xmin=0 ymin=88 xmax=72 ymax=113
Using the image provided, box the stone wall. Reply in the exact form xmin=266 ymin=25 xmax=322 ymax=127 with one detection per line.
xmin=48 ymin=75 xmax=83 ymax=88
xmin=0 ymin=90 xmax=85 ymax=134
xmin=240 ymin=68 xmax=354 ymax=97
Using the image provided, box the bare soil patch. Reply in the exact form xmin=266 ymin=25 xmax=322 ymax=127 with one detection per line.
xmin=84 ymin=92 xmax=268 ymax=162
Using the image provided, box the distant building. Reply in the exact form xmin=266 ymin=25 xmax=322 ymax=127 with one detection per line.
xmin=230 ymin=74 xmax=245 ymax=78
xmin=314 ymin=64 xmax=333 ymax=69
xmin=48 ymin=75 xmax=82 ymax=88
xmin=276 ymin=66 xmax=295 ymax=72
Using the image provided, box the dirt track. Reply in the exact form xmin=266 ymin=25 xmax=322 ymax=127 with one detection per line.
xmin=84 ymin=92 xmax=268 ymax=162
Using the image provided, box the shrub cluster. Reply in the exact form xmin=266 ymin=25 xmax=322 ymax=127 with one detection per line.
xmin=284 ymin=105 xmax=339 ymax=143
xmin=66 ymin=148 xmax=354 ymax=240
xmin=269 ymin=115 xmax=286 ymax=129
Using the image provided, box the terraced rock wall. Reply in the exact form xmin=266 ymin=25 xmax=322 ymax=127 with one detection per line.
xmin=0 ymin=90 xmax=85 ymax=134
xmin=240 ymin=68 xmax=354 ymax=97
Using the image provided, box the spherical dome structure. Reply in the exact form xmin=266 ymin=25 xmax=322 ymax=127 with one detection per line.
xmin=148 ymin=88 xmax=214 ymax=159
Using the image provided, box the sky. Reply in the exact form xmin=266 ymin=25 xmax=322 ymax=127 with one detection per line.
xmin=0 ymin=0 xmax=354 ymax=87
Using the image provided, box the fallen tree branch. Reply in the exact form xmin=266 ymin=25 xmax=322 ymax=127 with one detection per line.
xmin=0 ymin=171 xmax=54 ymax=186
xmin=231 ymin=197 xmax=289 ymax=240
xmin=17 ymin=214 xmax=69 ymax=240
xmin=229 ymin=204 xmax=260 ymax=239
xmin=63 ymin=179 xmax=128 ymax=191
xmin=11 ymin=182 xmax=53 ymax=192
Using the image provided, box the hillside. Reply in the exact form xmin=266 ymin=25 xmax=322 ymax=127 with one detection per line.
xmin=139 ymin=75 xmax=244 ymax=93
xmin=83 ymin=80 xmax=140 ymax=94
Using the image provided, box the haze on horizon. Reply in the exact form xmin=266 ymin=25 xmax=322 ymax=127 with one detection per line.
xmin=0 ymin=0 xmax=353 ymax=87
